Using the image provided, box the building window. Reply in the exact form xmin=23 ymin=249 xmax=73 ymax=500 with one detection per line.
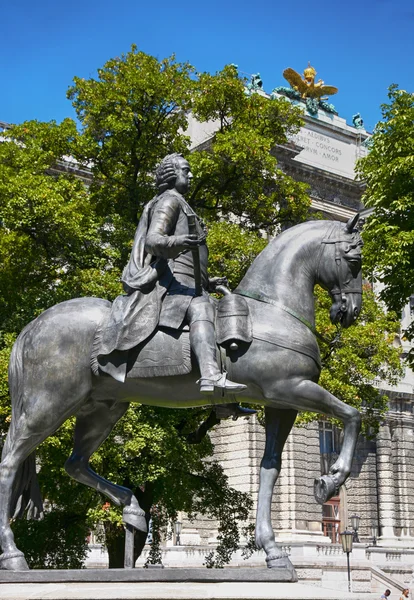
xmin=322 ymin=498 xmax=340 ymax=543
xmin=319 ymin=421 xmax=341 ymax=475
xmin=410 ymin=295 xmax=414 ymax=316
xmin=319 ymin=421 xmax=339 ymax=454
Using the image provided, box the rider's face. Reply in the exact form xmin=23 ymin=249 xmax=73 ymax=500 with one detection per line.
xmin=174 ymin=158 xmax=193 ymax=195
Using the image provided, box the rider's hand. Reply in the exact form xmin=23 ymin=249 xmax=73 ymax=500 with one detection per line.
xmin=208 ymin=276 xmax=229 ymax=292
xmin=173 ymin=233 xmax=206 ymax=253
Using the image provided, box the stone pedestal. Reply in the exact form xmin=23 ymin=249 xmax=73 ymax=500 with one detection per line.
xmin=0 ymin=569 xmax=380 ymax=600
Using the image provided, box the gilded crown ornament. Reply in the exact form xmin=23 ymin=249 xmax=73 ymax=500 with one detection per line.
xmin=303 ymin=63 xmax=317 ymax=82
xmin=282 ymin=62 xmax=338 ymax=100
xmin=271 ymin=62 xmax=339 ymax=116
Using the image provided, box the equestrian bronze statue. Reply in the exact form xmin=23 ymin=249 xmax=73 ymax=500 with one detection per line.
xmin=0 ymin=153 xmax=363 ymax=575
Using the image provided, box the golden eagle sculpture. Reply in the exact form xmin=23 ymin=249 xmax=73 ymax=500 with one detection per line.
xmin=283 ymin=63 xmax=338 ymax=100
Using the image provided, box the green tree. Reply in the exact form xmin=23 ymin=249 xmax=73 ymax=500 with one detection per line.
xmin=85 ymin=406 xmax=255 ymax=568
xmin=13 ymin=510 xmax=90 ymax=569
xmin=67 ymin=48 xmax=310 ymax=265
xmin=0 ymin=119 xmax=118 ymax=336
xmin=67 ymin=47 xmax=195 ymax=229
xmin=356 ymin=85 xmax=414 ymax=343
xmin=189 ymin=64 xmax=310 ymax=231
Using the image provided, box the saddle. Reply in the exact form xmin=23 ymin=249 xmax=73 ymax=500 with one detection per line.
xmin=91 ymin=293 xmax=252 ymax=380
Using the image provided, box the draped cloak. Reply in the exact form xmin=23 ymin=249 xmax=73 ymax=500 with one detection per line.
xmin=97 ymin=196 xmax=172 ymax=380
xmin=96 ymin=191 xmax=207 ymax=381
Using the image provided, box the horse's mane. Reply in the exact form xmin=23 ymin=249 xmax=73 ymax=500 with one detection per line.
xmin=266 ymin=219 xmax=362 ymax=250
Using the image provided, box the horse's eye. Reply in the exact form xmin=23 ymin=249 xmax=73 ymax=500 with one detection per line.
xmin=345 ymin=256 xmax=361 ymax=273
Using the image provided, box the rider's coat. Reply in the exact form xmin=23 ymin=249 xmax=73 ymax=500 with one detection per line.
xmin=97 ymin=188 xmax=207 ymax=379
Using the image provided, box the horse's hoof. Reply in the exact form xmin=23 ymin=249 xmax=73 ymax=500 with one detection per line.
xmin=265 ymin=554 xmax=298 ymax=581
xmin=0 ymin=551 xmax=29 ymax=570
xmin=314 ymin=474 xmax=339 ymax=505
xmin=123 ymin=506 xmax=147 ymax=533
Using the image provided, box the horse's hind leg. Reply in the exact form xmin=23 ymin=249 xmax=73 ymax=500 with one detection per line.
xmin=256 ymin=407 xmax=297 ymax=578
xmin=0 ymin=429 xmax=44 ymax=570
xmin=0 ymin=404 xmax=74 ymax=571
xmin=65 ymin=400 xmax=147 ymax=533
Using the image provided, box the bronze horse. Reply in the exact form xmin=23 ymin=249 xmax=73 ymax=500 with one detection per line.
xmin=0 ymin=216 xmax=363 ymax=573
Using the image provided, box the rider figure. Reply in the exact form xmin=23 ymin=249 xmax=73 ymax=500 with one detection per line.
xmin=98 ymin=153 xmax=252 ymax=418
xmin=142 ymin=153 xmax=246 ymax=395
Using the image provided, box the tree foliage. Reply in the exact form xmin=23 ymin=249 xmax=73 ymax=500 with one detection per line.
xmin=12 ymin=510 xmax=90 ymax=569
xmin=67 ymin=47 xmax=195 ymax=227
xmin=0 ymin=119 xmax=116 ymax=335
xmin=188 ymin=65 xmax=310 ymax=231
xmin=356 ymin=85 xmax=414 ymax=339
xmin=83 ymin=406 xmax=255 ymax=568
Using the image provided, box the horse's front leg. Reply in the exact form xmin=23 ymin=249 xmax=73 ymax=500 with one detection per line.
xmin=256 ymin=407 xmax=297 ymax=578
xmin=293 ymin=380 xmax=361 ymax=504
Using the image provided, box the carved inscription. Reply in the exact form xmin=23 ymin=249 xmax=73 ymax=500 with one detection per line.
xmin=292 ymin=130 xmax=342 ymax=163
xmin=289 ymin=125 xmax=359 ymax=180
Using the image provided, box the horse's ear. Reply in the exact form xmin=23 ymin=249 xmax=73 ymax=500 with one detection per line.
xmin=346 ymin=213 xmax=359 ymax=232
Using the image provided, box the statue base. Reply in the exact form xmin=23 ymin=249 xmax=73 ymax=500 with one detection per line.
xmin=0 ymin=570 xmax=374 ymax=600
xmin=0 ymin=567 xmax=296 ymax=583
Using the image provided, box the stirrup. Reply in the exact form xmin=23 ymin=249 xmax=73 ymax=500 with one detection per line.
xmin=197 ymin=373 xmax=247 ymax=394
xmin=215 ymin=403 xmax=257 ymax=421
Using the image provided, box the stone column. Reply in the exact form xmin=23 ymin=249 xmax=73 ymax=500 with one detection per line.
xmin=376 ymin=421 xmax=397 ymax=542
xmin=346 ymin=435 xmax=378 ymax=540
xmin=272 ymin=422 xmax=325 ymax=542
xmin=385 ymin=396 xmax=414 ymax=545
xmin=185 ymin=416 xmax=328 ymax=549
xmin=194 ymin=416 xmax=259 ymax=546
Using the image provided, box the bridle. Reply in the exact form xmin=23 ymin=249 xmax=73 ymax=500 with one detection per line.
xmin=316 ymin=221 xmax=363 ymax=322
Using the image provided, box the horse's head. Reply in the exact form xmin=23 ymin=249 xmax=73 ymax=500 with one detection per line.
xmin=317 ymin=215 xmax=363 ymax=329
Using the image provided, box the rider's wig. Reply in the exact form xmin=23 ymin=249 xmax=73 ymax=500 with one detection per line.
xmin=155 ymin=153 xmax=183 ymax=192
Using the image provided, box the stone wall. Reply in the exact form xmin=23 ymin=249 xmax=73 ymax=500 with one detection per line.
xmin=272 ymin=422 xmax=323 ymax=537
xmin=377 ymin=396 xmax=414 ymax=544
xmin=346 ymin=435 xmax=378 ymax=538
xmin=196 ymin=417 xmax=325 ymax=542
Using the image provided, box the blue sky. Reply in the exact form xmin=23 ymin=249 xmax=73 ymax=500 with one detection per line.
xmin=2 ymin=0 xmax=413 ymax=132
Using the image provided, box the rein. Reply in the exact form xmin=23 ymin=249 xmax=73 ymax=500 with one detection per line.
xmin=234 ymin=289 xmax=337 ymax=346
xmin=235 ymin=222 xmax=362 ymax=349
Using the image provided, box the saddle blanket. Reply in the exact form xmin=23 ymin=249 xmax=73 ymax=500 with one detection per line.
xmin=93 ymin=327 xmax=192 ymax=379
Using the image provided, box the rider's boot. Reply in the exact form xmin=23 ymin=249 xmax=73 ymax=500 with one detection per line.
xmin=190 ymin=321 xmax=256 ymax=419
xmin=190 ymin=320 xmax=247 ymax=397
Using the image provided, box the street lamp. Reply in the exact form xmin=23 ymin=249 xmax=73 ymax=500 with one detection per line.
xmin=340 ymin=530 xmax=353 ymax=593
xmin=371 ymin=526 xmax=378 ymax=546
xmin=350 ymin=514 xmax=361 ymax=543
xmin=174 ymin=520 xmax=182 ymax=546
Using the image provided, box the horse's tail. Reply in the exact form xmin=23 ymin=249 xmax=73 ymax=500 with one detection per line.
xmin=2 ymin=324 xmax=44 ymax=520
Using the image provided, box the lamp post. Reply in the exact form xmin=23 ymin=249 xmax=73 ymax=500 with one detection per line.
xmin=350 ymin=514 xmax=361 ymax=543
xmin=340 ymin=530 xmax=353 ymax=593
xmin=174 ymin=520 xmax=182 ymax=546
xmin=371 ymin=526 xmax=378 ymax=546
